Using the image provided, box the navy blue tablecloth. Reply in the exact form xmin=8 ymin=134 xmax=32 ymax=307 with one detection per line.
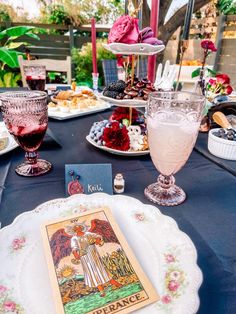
xmin=0 ymin=109 xmax=236 ymax=314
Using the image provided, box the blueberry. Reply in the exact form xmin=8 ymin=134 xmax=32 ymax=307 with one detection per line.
xmin=227 ymin=134 xmax=235 ymax=141
xmin=218 ymin=129 xmax=225 ymax=138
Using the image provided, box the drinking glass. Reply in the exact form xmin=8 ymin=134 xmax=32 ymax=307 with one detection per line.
xmin=145 ymin=91 xmax=205 ymax=206
xmin=0 ymin=91 xmax=51 ymax=176
xmin=23 ymin=65 xmax=46 ymax=91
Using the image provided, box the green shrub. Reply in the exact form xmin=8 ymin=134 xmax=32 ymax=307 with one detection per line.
xmin=72 ymin=40 xmax=116 ymax=87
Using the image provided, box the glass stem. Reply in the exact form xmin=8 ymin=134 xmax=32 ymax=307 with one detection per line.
xmin=157 ymin=174 xmax=175 ymax=190
xmin=25 ymin=151 xmax=39 ymax=165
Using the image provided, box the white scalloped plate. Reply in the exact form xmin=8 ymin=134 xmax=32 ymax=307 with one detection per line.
xmin=86 ymin=135 xmax=150 ymax=156
xmin=0 ymin=194 xmax=202 ymax=314
xmin=99 ymin=94 xmax=147 ymax=108
xmin=0 ymin=122 xmax=18 ymax=156
xmin=103 ymin=43 xmax=165 ymax=56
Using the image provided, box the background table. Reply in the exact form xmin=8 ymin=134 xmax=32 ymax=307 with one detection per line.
xmin=0 ymin=108 xmax=236 ymax=314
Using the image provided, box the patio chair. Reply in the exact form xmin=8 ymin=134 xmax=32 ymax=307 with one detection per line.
xmin=102 ymin=59 xmax=118 ymax=86
xmin=135 ymin=57 xmax=148 ymax=79
xmin=18 ymin=55 xmax=72 ymax=87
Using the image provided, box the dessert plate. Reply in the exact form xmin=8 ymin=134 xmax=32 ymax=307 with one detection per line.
xmin=0 ymin=193 xmax=202 ymax=314
xmin=103 ymin=43 xmax=165 ymax=56
xmin=99 ymin=94 xmax=147 ymax=108
xmin=86 ymin=135 xmax=150 ymax=156
xmin=0 ymin=122 xmax=18 ymax=156
xmin=48 ymin=103 xmax=111 ymax=120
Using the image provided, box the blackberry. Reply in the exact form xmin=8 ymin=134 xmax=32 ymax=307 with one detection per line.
xmin=107 ymin=82 xmax=118 ymax=91
xmin=115 ymin=80 xmax=126 ymax=92
xmin=103 ymin=90 xmax=119 ymax=99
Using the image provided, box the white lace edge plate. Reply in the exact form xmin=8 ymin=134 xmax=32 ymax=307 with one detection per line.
xmin=0 ymin=193 xmax=203 ymax=314
xmin=99 ymin=94 xmax=147 ymax=108
xmin=103 ymin=43 xmax=165 ymax=56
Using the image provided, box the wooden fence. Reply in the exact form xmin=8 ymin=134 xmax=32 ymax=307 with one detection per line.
xmin=1 ymin=17 xmax=236 ymax=87
xmin=0 ymin=22 xmax=110 ymax=60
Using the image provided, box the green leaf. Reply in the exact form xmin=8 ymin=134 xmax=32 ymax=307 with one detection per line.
xmin=25 ymin=32 xmax=40 ymax=40
xmin=206 ymin=68 xmax=217 ymax=77
xmin=0 ymin=77 xmax=5 ymax=87
xmin=3 ymin=72 xmax=13 ymax=87
xmin=5 ymin=26 xmax=35 ymax=38
xmin=6 ymin=42 xmax=29 ymax=49
xmin=191 ymin=68 xmax=201 ymax=78
xmin=0 ymin=48 xmax=19 ymax=68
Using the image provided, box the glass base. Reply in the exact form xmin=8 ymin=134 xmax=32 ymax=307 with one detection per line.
xmin=144 ymin=175 xmax=186 ymax=206
xmin=15 ymin=159 xmax=52 ymax=177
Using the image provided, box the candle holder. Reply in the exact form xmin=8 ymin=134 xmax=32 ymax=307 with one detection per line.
xmin=92 ymin=73 xmax=99 ymax=92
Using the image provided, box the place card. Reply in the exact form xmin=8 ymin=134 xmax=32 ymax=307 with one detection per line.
xmin=65 ymin=164 xmax=113 ymax=196
xmin=41 ymin=207 xmax=159 ymax=314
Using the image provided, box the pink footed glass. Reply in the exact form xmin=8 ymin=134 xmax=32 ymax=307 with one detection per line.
xmin=145 ymin=91 xmax=205 ymax=206
xmin=0 ymin=91 xmax=51 ymax=176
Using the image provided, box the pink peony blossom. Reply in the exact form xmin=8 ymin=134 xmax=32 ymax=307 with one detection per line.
xmin=168 ymin=280 xmax=180 ymax=292
xmin=161 ymin=294 xmax=172 ymax=304
xmin=3 ymin=300 xmax=16 ymax=312
xmin=0 ymin=285 xmax=7 ymax=295
xmin=108 ymin=15 xmax=139 ymax=44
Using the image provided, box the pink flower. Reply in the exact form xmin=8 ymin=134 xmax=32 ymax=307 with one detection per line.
xmin=225 ymin=85 xmax=233 ymax=95
xmin=108 ymin=15 xmax=139 ymax=44
xmin=12 ymin=237 xmax=26 ymax=250
xmin=168 ymin=280 xmax=180 ymax=292
xmin=134 ymin=213 xmax=145 ymax=221
xmin=165 ymin=254 xmax=175 ymax=263
xmin=216 ymin=74 xmax=230 ymax=85
xmin=201 ymin=40 xmax=217 ymax=52
xmin=0 ymin=285 xmax=7 ymax=295
xmin=3 ymin=300 xmax=16 ymax=312
xmin=161 ymin=294 xmax=172 ymax=304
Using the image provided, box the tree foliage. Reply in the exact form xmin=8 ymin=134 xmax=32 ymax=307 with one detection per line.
xmin=39 ymin=0 xmax=124 ymax=26
xmin=216 ymin=0 xmax=236 ymax=15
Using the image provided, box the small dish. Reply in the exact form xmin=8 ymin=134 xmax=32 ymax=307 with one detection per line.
xmin=208 ymin=128 xmax=236 ymax=160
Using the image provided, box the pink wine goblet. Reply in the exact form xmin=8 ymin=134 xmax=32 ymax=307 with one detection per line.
xmin=0 ymin=91 xmax=51 ymax=176
xmin=145 ymin=91 xmax=205 ymax=206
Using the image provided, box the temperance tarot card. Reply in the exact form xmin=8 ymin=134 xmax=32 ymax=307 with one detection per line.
xmin=41 ymin=207 xmax=159 ymax=314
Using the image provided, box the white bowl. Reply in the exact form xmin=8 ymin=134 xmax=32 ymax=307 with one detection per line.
xmin=208 ymin=128 xmax=236 ymax=160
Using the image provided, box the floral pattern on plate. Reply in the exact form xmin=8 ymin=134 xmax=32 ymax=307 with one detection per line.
xmin=0 ymin=284 xmax=24 ymax=314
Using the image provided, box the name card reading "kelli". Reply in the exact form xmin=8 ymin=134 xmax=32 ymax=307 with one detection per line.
xmin=65 ymin=164 xmax=113 ymax=196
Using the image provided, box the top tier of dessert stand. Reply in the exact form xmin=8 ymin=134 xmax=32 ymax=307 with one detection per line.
xmin=101 ymin=43 xmax=165 ymax=108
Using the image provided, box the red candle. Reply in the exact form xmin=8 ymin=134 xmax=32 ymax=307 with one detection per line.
xmin=91 ymin=18 xmax=98 ymax=74
xmin=147 ymin=0 xmax=160 ymax=83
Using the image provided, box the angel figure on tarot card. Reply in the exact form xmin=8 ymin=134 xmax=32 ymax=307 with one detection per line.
xmin=50 ymin=219 xmax=122 ymax=297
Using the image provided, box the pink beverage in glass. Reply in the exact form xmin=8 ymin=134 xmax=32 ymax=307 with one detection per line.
xmin=147 ymin=111 xmax=200 ymax=176
xmin=24 ymin=65 xmax=46 ymax=91
xmin=0 ymin=91 xmax=51 ymax=177
xmin=145 ymin=91 xmax=205 ymax=206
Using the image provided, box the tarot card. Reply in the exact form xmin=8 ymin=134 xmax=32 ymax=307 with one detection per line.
xmin=41 ymin=207 xmax=159 ymax=314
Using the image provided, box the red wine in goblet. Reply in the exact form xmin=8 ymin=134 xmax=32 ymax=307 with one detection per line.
xmin=0 ymin=91 xmax=51 ymax=177
xmin=23 ymin=65 xmax=46 ymax=91
xmin=26 ymin=75 xmax=46 ymax=91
